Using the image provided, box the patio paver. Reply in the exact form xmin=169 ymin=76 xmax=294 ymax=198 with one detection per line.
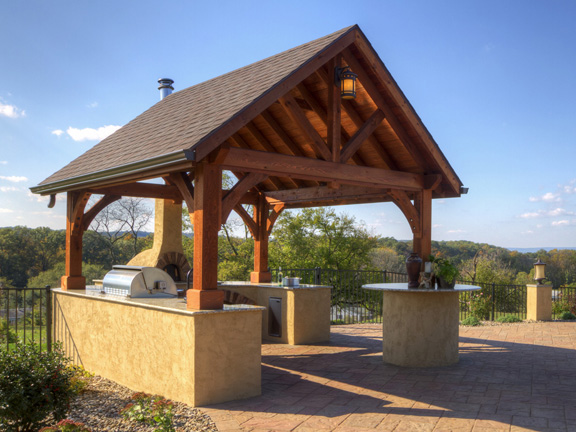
xmin=203 ymin=322 xmax=576 ymax=431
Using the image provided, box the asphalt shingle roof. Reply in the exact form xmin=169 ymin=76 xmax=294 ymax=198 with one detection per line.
xmin=38 ymin=26 xmax=355 ymax=188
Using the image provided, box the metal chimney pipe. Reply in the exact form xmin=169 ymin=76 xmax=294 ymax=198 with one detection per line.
xmin=158 ymin=78 xmax=174 ymax=100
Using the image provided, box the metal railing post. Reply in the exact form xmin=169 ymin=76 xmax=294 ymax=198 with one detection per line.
xmin=45 ymin=286 xmax=52 ymax=352
xmin=314 ymin=267 xmax=322 ymax=285
xmin=491 ymin=283 xmax=496 ymax=321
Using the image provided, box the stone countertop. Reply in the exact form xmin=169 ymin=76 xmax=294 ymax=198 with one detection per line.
xmin=362 ymin=283 xmax=481 ymax=293
xmin=52 ymin=287 xmax=265 ymax=316
xmin=218 ymin=281 xmax=332 ymax=290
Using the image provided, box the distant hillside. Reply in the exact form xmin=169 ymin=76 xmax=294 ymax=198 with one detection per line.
xmin=509 ymin=247 xmax=576 ymax=253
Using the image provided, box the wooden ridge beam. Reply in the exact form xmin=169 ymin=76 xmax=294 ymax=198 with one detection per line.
xmin=220 ymin=147 xmax=424 ymax=191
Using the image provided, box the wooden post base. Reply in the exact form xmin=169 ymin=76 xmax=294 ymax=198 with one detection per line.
xmin=187 ymin=289 xmax=224 ymax=310
xmin=250 ymin=271 xmax=272 ymax=283
xmin=60 ymin=275 xmax=86 ymax=290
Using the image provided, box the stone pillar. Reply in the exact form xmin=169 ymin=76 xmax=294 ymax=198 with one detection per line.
xmin=526 ymin=284 xmax=552 ymax=321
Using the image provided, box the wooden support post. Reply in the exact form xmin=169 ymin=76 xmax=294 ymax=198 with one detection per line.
xmin=61 ymin=191 xmax=91 ymax=290
xmin=413 ymin=189 xmax=432 ymax=263
xmin=188 ymin=162 xmax=224 ymax=310
xmin=251 ymin=195 xmax=272 ymax=283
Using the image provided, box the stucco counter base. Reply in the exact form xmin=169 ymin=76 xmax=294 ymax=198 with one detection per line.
xmin=52 ymin=288 xmax=264 ymax=407
xmin=363 ymin=283 xmax=480 ymax=367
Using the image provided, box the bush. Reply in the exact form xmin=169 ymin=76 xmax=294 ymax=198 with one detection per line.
xmin=0 ymin=343 xmax=75 ymax=432
xmin=40 ymin=419 xmax=92 ymax=431
xmin=121 ymin=392 xmax=175 ymax=432
xmin=67 ymin=365 xmax=94 ymax=395
xmin=461 ymin=316 xmax=482 ymax=326
xmin=496 ymin=314 xmax=522 ymax=323
xmin=560 ymin=311 xmax=576 ymax=320
xmin=0 ymin=320 xmax=18 ymax=344
xmin=468 ymin=292 xmax=491 ymax=320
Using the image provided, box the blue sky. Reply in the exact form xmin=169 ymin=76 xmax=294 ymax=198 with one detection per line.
xmin=1 ymin=0 xmax=575 ymax=249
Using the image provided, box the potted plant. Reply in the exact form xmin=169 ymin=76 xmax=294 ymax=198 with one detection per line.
xmin=429 ymin=255 xmax=459 ymax=289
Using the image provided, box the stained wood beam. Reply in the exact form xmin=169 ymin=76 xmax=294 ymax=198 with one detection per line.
xmin=168 ymin=172 xmax=195 ymax=212
xmin=260 ymin=110 xmax=304 ymax=157
xmin=388 ymin=189 xmax=420 ymax=235
xmin=88 ymin=183 xmax=181 ymax=201
xmin=340 ymin=109 xmax=385 ymax=163
xmin=222 ymin=172 xmax=268 ymax=224
xmin=233 ymin=203 xmax=257 ymax=237
xmin=279 ymin=93 xmax=332 ymax=161
xmin=328 ymin=56 xmax=341 ymax=164
xmin=82 ymin=194 xmax=121 ymax=231
xmin=220 ymin=147 xmax=424 ymax=191
xmin=296 ymin=80 xmax=366 ymax=166
xmin=341 ymin=48 xmax=428 ymax=169
xmin=267 ymin=203 xmax=285 ymax=236
xmin=265 ymin=184 xmax=390 ymax=206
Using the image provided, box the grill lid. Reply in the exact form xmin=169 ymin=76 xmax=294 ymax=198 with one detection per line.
xmin=102 ymin=265 xmax=178 ymax=298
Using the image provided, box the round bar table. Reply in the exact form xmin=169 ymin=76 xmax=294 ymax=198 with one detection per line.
xmin=363 ymin=283 xmax=480 ymax=367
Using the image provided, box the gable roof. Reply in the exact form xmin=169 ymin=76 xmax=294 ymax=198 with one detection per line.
xmin=32 ymin=25 xmax=463 ymax=203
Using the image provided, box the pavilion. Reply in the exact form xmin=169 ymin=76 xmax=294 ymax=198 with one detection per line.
xmin=32 ymin=24 xmax=463 ymax=310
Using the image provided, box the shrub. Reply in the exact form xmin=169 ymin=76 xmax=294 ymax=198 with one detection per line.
xmin=496 ymin=314 xmax=522 ymax=323
xmin=40 ymin=419 xmax=92 ymax=431
xmin=0 ymin=342 xmax=75 ymax=432
xmin=560 ymin=311 xmax=576 ymax=320
xmin=0 ymin=320 xmax=18 ymax=344
xmin=461 ymin=316 xmax=481 ymax=326
xmin=121 ymin=392 xmax=175 ymax=432
xmin=67 ymin=365 xmax=94 ymax=395
xmin=468 ymin=292 xmax=491 ymax=320
xmin=552 ymin=291 xmax=576 ymax=316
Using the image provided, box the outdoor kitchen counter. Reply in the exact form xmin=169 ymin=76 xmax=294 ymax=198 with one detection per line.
xmin=56 ymin=287 xmax=265 ymax=315
xmin=362 ymin=283 xmax=480 ymax=367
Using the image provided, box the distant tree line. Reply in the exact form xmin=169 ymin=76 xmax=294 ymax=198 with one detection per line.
xmin=1 ymin=206 xmax=575 ymax=289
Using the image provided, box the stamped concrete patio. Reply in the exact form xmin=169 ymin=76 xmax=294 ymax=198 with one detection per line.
xmin=204 ymin=322 xmax=576 ymax=431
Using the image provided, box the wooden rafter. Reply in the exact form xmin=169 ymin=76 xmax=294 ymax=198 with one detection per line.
xmin=278 ymin=93 xmax=332 ymax=161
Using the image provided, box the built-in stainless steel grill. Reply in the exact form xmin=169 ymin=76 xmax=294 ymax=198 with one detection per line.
xmin=102 ymin=265 xmax=178 ymax=298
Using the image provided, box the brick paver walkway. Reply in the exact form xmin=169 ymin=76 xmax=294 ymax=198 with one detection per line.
xmin=203 ymin=322 xmax=576 ymax=431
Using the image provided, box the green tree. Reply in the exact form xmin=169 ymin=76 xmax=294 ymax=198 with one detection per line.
xmin=269 ymin=208 xmax=377 ymax=270
xmin=27 ymin=262 xmax=107 ymax=288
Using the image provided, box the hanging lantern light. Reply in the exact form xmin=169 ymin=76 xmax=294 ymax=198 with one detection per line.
xmin=335 ymin=66 xmax=358 ymax=100
xmin=534 ymin=259 xmax=546 ymax=285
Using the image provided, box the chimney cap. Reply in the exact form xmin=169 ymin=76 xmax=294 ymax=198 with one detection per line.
xmin=158 ymin=78 xmax=174 ymax=90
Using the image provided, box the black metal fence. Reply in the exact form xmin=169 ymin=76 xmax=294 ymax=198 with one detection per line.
xmin=552 ymin=286 xmax=576 ymax=319
xmin=272 ymin=268 xmax=530 ymax=323
xmin=0 ymin=286 xmax=52 ymax=351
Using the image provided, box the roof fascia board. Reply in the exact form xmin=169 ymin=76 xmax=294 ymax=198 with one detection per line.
xmin=30 ymin=150 xmax=194 ymax=195
xmin=191 ymin=27 xmax=358 ymax=162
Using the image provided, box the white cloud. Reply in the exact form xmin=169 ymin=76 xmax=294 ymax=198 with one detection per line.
xmin=27 ymin=191 xmax=65 ymax=204
xmin=0 ymin=208 xmax=13 ymax=213
xmin=0 ymin=161 xmax=7 ymax=165
xmin=552 ymin=220 xmax=571 ymax=227
xmin=447 ymin=229 xmax=466 ymax=234
xmin=0 ymin=186 xmax=18 ymax=192
xmin=0 ymin=101 xmax=25 ymax=118
xmin=529 ymin=192 xmax=561 ymax=202
xmin=519 ymin=208 xmax=574 ymax=219
xmin=87 ymin=102 xmax=98 ymax=108
xmin=0 ymin=175 xmax=27 ymax=183
xmin=66 ymin=125 xmax=121 ymax=142
xmin=52 ymin=129 xmax=64 ymax=137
